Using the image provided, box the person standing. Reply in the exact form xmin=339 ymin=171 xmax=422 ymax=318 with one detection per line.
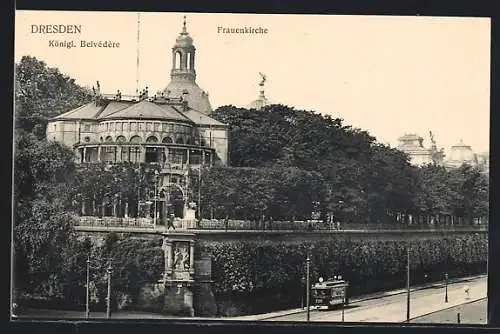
xmin=167 ymin=213 xmax=176 ymax=230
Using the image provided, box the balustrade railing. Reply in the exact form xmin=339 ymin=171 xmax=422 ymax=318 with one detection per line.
xmin=75 ymin=216 xmax=487 ymax=232
xmin=196 ymin=219 xmax=488 ymax=231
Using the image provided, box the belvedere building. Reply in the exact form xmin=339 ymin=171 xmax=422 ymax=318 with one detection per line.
xmin=46 ymin=18 xmax=229 ymax=226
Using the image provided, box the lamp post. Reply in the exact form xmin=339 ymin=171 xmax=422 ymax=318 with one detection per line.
xmin=339 ymin=274 xmax=345 ymax=322
xmin=198 ymin=166 xmax=202 ymax=221
xmin=154 ymin=170 xmax=159 ymax=228
xmin=406 ymin=247 xmax=410 ymax=323
xmin=85 ymin=257 xmax=90 ymax=319
xmin=306 ymin=254 xmax=311 ymax=322
xmin=445 ymin=273 xmax=449 ymax=303
xmin=300 ymin=276 xmax=306 ymax=309
xmin=106 ymin=263 xmax=112 ymax=319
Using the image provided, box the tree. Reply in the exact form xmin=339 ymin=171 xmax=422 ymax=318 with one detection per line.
xmin=15 ymin=55 xmax=92 ymax=139
xmin=448 ymin=164 xmax=489 ymax=224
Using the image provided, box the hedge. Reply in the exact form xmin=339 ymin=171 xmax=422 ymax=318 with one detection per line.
xmin=198 ymin=234 xmax=487 ymax=316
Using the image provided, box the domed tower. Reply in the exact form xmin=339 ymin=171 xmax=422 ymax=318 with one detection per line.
xmin=162 ymin=16 xmax=212 ymax=115
xmin=445 ymin=139 xmax=478 ymax=169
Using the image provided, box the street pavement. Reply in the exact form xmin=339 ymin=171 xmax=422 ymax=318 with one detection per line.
xmin=410 ymin=298 xmax=487 ymax=324
xmin=14 ymin=275 xmax=486 ymax=323
xmin=231 ymin=275 xmax=487 ymax=323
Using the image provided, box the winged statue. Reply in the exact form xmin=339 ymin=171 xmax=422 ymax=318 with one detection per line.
xmin=258 ymin=72 xmax=266 ymax=86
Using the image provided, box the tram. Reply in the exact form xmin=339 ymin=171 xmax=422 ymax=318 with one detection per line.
xmin=311 ymin=277 xmax=349 ymax=310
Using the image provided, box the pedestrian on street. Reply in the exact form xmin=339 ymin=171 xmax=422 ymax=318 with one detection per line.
xmin=464 ymin=285 xmax=470 ymax=299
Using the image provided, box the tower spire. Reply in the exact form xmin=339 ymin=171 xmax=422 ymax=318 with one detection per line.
xmin=182 ymin=15 xmax=187 ymax=33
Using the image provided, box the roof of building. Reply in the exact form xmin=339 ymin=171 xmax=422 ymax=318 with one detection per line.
xmin=103 ymin=100 xmax=191 ymax=122
xmin=52 ymin=101 xmax=104 ymax=120
xmin=162 ymin=81 xmax=212 ymax=115
xmin=398 ymin=133 xmax=423 ymax=142
xmin=50 ymin=99 xmax=194 ymax=123
xmin=174 ymin=16 xmax=194 ymax=48
xmin=182 ymin=107 xmax=225 ymax=126
xmin=447 ymin=139 xmax=476 ymax=163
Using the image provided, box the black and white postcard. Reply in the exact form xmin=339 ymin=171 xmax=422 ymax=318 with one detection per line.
xmin=12 ymin=10 xmax=490 ymax=325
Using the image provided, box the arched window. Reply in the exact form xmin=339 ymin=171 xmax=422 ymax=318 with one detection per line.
xmin=146 ymin=136 xmax=158 ymax=143
xmin=116 ymin=135 xmax=126 ymax=143
xmin=162 ymin=136 xmax=173 ymax=143
xmin=130 ymin=135 xmax=142 ymax=143
xmin=175 ymin=51 xmax=182 ymax=69
xmin=105 ymin=136 xmax=113 ymax=142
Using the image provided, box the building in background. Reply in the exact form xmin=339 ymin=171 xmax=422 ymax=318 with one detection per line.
xmin=443 ymin=139 xmax=479 ymax=170
xmin=396 ymin=132 xmax=445 ymax=167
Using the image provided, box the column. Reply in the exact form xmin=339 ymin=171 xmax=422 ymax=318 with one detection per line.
xmin=113 ymin=197 xmax=118 ymax=217
xmin=189 ymin=241 xmax=195 ymax=274
xmin=118 ymin=197 xmax=122 ymax=217
xmin=141 ymin=145 xmax=146 ymax=163
xmin=164 ymin=147 xmax=169 ymax=164
xmin=201 ymin=149 xmax=205 ymax=165
xmin=117 ymin=146 xmax=122 ymax=162
xmin=209 ymin=151 xmax=213 ymax=166
xmin=163 ymin=239 xmax=173 ymax=282
xmin=101 ymin=200 xmax=106 ymax=217
xmin=97 ymin=146 xmax=102 ymax=162
xmin=125 ymin=202 xmax=129 ymax=218
xmin=147 ymin=202 xmax=152 ymax=218
xmin=81 ymin=201 xmax=86 ymax=216
xmin=186 ymin=149 xmax=190 ymax=166
xmin=83 ymin=147 xmax=87 ymax=162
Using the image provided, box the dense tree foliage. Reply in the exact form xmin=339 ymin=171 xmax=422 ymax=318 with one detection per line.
xmin=199 ymin=166 xmax=325 ymax=220
xmin=15 ymin=55 xmax=92 ymax=139
xmin=210 ymin=105 xmax=488 ymax=224
xmin=14 ymin=56 xmax=92 ymax=301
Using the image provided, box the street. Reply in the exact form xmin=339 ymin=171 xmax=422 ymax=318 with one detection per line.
xmin=257 ymin=276 xmax=486 ymax=323
xmin=410 ymin=298 xmax=486 ymax=324
xmin=14 ymin=275 xmax=487 ymax=324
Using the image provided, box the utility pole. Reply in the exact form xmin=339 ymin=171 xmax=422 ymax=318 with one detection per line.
xmin=406 ymin=247 xmax=410 ymax=322
xmin=342 ymin=283 xmax=345 ymax=322
xmin=106 ymin=263 xmax=112 ymax=319
xmin=445 ymin=273 xmax=449 ymax=303
xmin=306 ymin=253 xmax=311 ymax=322
xmin=85 ymin=257 xmax=90 ymax=319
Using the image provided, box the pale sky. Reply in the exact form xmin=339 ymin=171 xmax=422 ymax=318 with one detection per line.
xmin=14 ymin=11 xmax=491 ymax=156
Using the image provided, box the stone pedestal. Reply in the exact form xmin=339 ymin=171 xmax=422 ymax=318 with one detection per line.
xmin=184 ymin=207 xmax=196 ymax=220
xmin=160 ymin=232 xmax=216 ymax=317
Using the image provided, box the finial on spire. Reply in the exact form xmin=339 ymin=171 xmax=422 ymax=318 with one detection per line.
xmin=182 ymin=15 xmax=187 ymax=33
